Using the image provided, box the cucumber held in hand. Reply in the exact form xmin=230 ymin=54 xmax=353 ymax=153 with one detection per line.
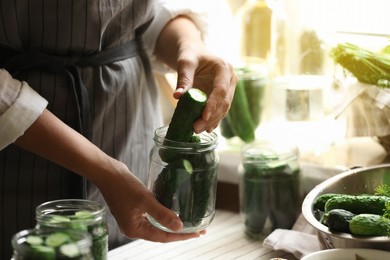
xmin=160 ymin=88 xmax=207 ymax=163
xmin=165 ymin=88 xmax=207 ymax=143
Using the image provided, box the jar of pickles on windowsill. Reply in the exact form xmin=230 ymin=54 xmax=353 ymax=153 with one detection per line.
xmin=238 ymin=140 xmax=302 ymax=240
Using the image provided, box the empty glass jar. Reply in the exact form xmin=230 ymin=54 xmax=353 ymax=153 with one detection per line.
xmin=147 ymin=126 xmax=219 ymax=233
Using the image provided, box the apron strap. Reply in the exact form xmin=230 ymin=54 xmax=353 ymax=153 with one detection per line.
xmin=0 ymin=18 xmax=154 ymax=139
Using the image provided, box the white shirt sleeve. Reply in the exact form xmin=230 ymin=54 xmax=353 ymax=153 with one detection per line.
xmin=0 ymin=69 xmax=48 ymax=150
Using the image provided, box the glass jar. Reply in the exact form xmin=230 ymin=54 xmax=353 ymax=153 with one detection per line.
xmin=12 ymin=228 xmax=93 ymax=260
xmin=220 ymin=57 xmax=269 ymax=146
xmin=236 ymin=0 xmax=273 ymax=59
xmin=238 ymin=141 xmax=301 ymax=240
xmin=147 ymin=126 xmax=219 ymax=233
xmin=35 ymin=199 xmax=108 ymax=260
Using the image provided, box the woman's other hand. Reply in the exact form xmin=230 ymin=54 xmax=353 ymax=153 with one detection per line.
xmin=155 ymin=16 xmax=237 ymax=134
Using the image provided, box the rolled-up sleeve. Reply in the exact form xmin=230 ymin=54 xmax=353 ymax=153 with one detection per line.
xmin=0 ymin=69 xmax=48 ymax=150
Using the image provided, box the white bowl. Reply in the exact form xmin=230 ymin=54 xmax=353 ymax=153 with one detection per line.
xmin=302 ymin=248 xmax=390 ymax=260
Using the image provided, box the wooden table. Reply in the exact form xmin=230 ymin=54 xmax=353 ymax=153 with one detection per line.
xmin=108 ymin=210 xmax=297 ymax=260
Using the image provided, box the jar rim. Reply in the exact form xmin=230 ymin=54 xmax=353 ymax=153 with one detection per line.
xmin=153 ymin=126 xmax=218 ymax=151
xmin=36 ymin=199 xmax=105 ymax=225
xmin=241 ymin=140 xmax=299 ymax=164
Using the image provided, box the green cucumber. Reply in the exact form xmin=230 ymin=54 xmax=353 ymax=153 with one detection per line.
xmin=242 ymin=75 xmax=266 ymax=126
xmin=30 ymin=245 xmax=56 ymax=260
xmin=188 ymin=168 xmax=216 ymax=225
xmin=321 ymin=209 xmax=355 ymax=233
xmin=177 ymin=141 xmax=218 ymax=225
xmin=154 ymin=87 xmax=218 ymax=227
xmin=74 ymin=210 xmax=93 ymax=219
xmin=23 ymin=232 xmax=81 ymax=260
xmin=190 ymin=134 xmax=201 ymax=143
xmin=165 ymin=88 xmax=207 ymax=143
xmin=225 ymin=79 xmax=255 ymax=143
xmin=324 ymin=195 xmax=390 ymax=215
xmin=269 ymin=167 xmax=301 ymax=229
xmin=59 ymin=243 xmax=81 ymax=258
xmin=160 ymin=88 xmax=207 ymax=163
xmin=47 ymin=215 xmax=71 ymax=224
xmin=26 ymin=235 xmax=44 ymax=246
xmin=153 ymin=159 xmax=193 ymax=209
xmin=313 ymin=193 xmax=343 ymax=211
xmin=349 ymin=214 xmax=390 ymax=236
xmin=45 ymin=232 xmax=70 ymax=247
xmin=219 ymin=117 xmax=236 ymax=139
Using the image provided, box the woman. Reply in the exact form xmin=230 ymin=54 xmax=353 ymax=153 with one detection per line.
xmin=0 ymin=0 xmax=236 ymax=258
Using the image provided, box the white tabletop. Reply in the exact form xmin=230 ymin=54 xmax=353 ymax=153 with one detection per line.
xmin=108 ymin=210 xmax=296 ymax=260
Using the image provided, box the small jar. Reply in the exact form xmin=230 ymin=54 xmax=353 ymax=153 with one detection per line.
xmin=12 ymin=228 xmax=93 ymax=260
xmin=35 ymin=199 xmax=108 ymax=260
xmin=238 ymin=141 xmax=301 ymax=240
xmin=147 ymin=126 xmax=219 ymax=233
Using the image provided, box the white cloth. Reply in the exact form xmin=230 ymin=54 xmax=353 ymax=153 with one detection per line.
xmin=263 ymin=214 xmax=321 ymax=259
xmin=263 ymin=229 xmax=321 ymax=259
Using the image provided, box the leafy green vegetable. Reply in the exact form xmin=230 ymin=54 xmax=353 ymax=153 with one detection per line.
xmin=330 ymin=42 xmax=390 ymax=87
xmin=375 ymin=184 xmax=390 ymax=197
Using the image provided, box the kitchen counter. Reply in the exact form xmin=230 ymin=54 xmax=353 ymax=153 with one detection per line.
xmin=108 ymin=210 xmax=298 ymax=260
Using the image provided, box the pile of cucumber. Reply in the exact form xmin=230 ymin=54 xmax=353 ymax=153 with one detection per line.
xmin=39 ymin=210 xmax=107 ymax=260
xmin=18 ymin=231 xmax=89 ymax=259
xmin=314 ymin=184 xmax=390 ymax=236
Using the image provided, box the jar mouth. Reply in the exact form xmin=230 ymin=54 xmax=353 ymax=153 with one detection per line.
xmin=241 ymin=140 xmax=299 ymax=165
xmin=36 ymin=199 xmax=105 ymax=225
xmin=153 ymin=126 xmax=218 ymax=151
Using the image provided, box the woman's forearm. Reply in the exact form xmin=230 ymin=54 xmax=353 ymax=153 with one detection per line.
xmin=14 ymin=109 xmax=121 ymax=186
xmin=154 ymin=15 xmax=204 ymax=70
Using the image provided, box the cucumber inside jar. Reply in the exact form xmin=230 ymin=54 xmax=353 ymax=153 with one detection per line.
xmin=36 ymin=200 xmax=109 ymax=260
xmin=40 ymin=211 xmax=107 ymax=260
xmin=220 ymin=62 xmax=268 ymax=143
xmin=239 ymin=142 xmax=301 ymax=239
xmin=12 ymin=229 xmax=92 ymax=260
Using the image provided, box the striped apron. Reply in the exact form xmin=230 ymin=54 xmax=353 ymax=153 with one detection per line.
xmin=0 ymin=1 xmax=162 ymax=258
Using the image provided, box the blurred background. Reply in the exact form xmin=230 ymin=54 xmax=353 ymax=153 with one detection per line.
xmin=156 ymin=0 xmax=390 ymax=209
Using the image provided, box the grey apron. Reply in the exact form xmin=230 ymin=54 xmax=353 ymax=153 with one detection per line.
xmin=0 ymin=1 xmax=162 ymax=258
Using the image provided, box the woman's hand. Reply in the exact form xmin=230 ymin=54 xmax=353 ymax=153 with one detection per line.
xmin=15 ymin=109 xmax=204 ymax=242
xmin=175 ymin=45 xmax=237 ymax=134
xmin=95 ymin=160 xmax=205 ymax=243
xmin=155 ymin=16 xmax=237 ymax=134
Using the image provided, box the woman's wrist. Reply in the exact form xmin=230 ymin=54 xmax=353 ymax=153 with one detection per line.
xmin=155 ymin=15 xmax=205 ymax=70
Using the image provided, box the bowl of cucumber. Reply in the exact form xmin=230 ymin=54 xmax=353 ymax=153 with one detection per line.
xmin=302 ymin=164 xmax=390 ymax=251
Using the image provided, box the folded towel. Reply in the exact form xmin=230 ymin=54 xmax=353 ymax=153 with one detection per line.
xmin=263 ymin=229 xmax=321 ymax=259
